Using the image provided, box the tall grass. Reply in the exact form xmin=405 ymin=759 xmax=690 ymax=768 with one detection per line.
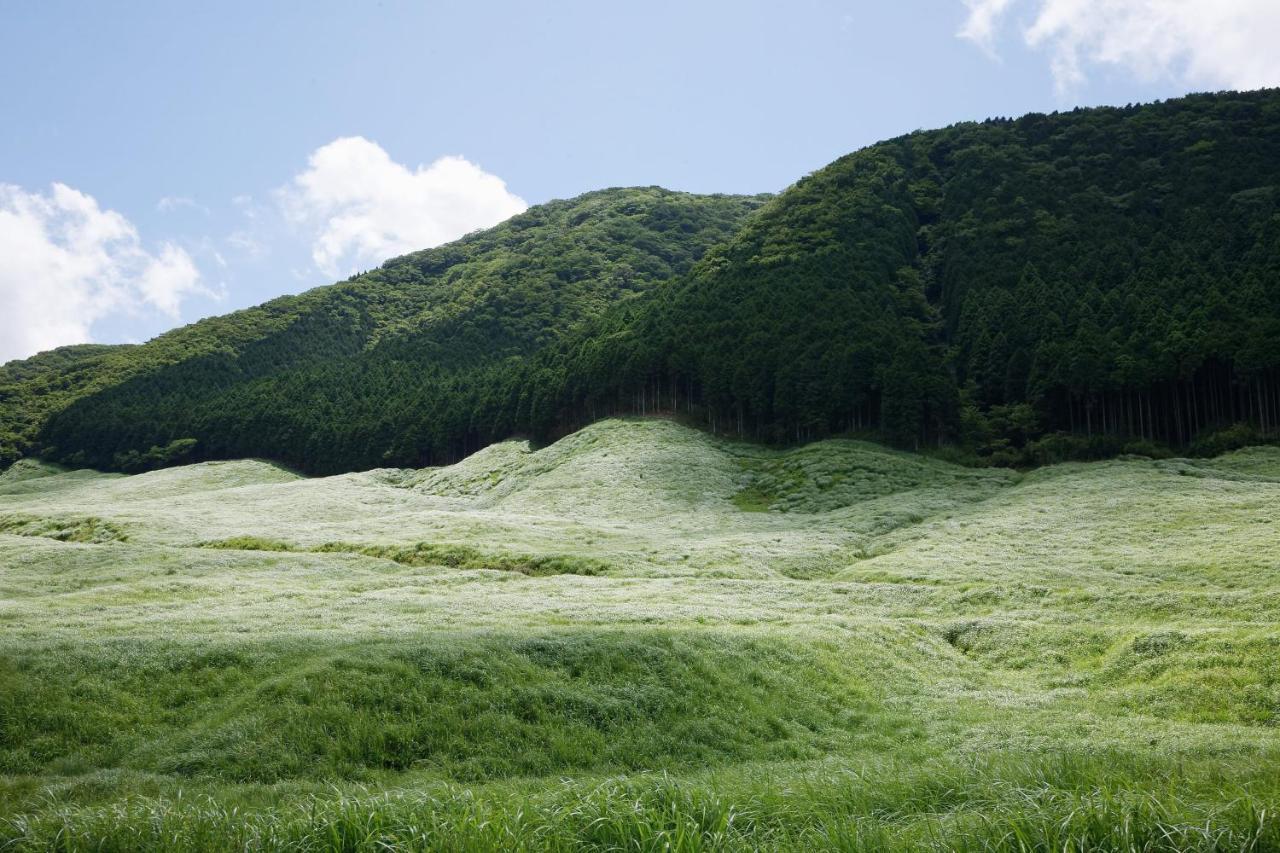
xmin=3 ymin=753 xmax=1276 ymax=851
xmin=0 ymin=631 xmax=882 ymax=784
xmin=5 ymin=420 xmax=1280 ymax=849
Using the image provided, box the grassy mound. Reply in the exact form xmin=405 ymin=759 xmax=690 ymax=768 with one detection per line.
xmin=731 ymin=439 xmax=1013 ymax=514
xmin=410 ymin=419 xmax=748 ymax=519
xmin=0 ymin=459 xmax=64 ymax=485
xmin=0 ymin=631 xmax=884 ymax=784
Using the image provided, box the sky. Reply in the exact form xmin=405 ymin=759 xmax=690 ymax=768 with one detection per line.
xmin=2 ymin=0 xmax=1279 ymax=363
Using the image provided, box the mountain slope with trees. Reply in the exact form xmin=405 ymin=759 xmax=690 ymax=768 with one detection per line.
xmin=12 ymin=89 xmax=1280 ymax=473
xmin=508 ymin=89 xmax=1280 ymax=464
xmin=1 ymin=188 xmax=765 ymax=471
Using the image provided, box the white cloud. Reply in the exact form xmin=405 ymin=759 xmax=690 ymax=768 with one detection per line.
xmin=959 ymin=0 xmax=1280 ymax=93
xmin=135 ymin=244 xmax=202 ymax=317
xmin=0 ymin=183 xmax=206 ymax=363
xmin=958 ymin=0 xmax=1015 ymax=56
xmin=280 ymin=136 xmax=527 ymax=276
xmin=226 ymin=229 xmax=267 ymax=259
xmin=156 ymin=195 xmax=209 ymax=215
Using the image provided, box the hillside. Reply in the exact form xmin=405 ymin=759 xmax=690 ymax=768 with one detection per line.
xmin=511 ymin=89 xmax=1280 ymax=460
xmin=2 ymin=419 xmax=1278 ymax=848
xmin=0 ymin=188 xmax=766 ymax=472
xmin=11 ymin=90 xmax=1280 ymax=475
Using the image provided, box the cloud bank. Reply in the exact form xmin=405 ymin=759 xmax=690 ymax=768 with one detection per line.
xmin=0 ymin=183 xmax=205 ymax=363
xmin=282 ymin=136 xmax=527 ymax=276
xmin=960 ymin=0 xmax=1280 ymax=93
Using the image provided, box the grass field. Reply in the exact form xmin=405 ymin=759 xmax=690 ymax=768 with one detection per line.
xmin=1 ymin=418 xmax=1278 ymax=850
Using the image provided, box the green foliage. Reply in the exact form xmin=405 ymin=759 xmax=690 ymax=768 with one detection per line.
xmin=730 ymin=486 xmax=772 ymax=512
xmin=314 ymin=542 xmax=611 ymax=576
xmin=112 ymin=438 xmax=199 ymax=473
xmin=197 ymin=537 xmax=612 ymax=576
xmin=198 ymin=535 xmax=296 ymax=552
xmin=0 ymin=345 xmax=121 ymax=469
xmin=1189 ymin=422 xmax=1272 ymax=457
xmin=0 ymin=513 xmax=127 ymax=543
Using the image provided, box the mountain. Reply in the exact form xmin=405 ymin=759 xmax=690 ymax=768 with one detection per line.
xmin=510 ymin=89 xmax=1280 ymax=463
xmin=1 ymin=187 xmax=766 ymax=472
xmin=10 ymin=89 xmax=1280 ymax=474
xmin=0 ymin=344 xmax=127 ymax=470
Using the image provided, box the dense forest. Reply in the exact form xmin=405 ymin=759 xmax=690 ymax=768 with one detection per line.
xmin=2 ymin=188 xmax=765 ymax=471
xmin=509 ymin=89 xmax=1280 ymax=465
xmin=7 ymin=90 xmax=1280 ymax=473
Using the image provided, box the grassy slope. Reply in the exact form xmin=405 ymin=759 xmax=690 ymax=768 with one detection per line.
xmin=0 ymin=419 xmax=1278 ymax=850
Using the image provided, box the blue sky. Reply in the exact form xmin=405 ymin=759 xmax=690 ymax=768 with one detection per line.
xmin=2 ymin=0 xmax=1278 ymax=362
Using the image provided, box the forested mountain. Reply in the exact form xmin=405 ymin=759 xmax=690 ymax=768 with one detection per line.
xmin=510 ymin=89 xmax=1280 ymax=464
xmin=0 ymin=344 xmax=128 ymax=470
xmin=9 ymin=89 xmax=1280 ymax=473
xmin=1 ymin=188 xmax=765 ymax=471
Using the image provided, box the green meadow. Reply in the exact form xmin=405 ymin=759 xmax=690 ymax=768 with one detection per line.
xmin=1 ymin=418 xmax=1278 ymax=850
